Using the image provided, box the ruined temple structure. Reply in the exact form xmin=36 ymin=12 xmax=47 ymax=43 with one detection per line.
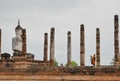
xmin=0 ymin=15 xmax=120 ymax=81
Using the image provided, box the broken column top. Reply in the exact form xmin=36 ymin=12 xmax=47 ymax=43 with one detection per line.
xmin=67 ymin=31 xmax=71 ymax=36
xmin=96 ymin=28 xmax=100 ymax=36
xmin=96 ymin=28 xmax=100 ymax=32
xmin=81 ymin=24 xmax=84 ymax=31
xmin=115 ymin=15 xmax=118 ymax=20
xmin=51 ymin=27 xmax=55 ymax=32
xmin=45 ymin=33 xmax=48 ymax=36
xmin=22 ymin=29 xmax=26 ymax=34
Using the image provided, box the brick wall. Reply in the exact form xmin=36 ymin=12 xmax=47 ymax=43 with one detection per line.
xmin=0 ymin=61 xmax=120 ymax=80
xmin=0 ymin=75 xmax=120 ymax=81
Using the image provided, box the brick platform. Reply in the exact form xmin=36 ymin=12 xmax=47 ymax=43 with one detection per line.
xmin=0 ymin=75 xmax=120 ymax=81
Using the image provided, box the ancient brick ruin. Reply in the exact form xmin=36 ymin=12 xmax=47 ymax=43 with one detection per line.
xmin=0 ymin=15 xmax=120 ymax=81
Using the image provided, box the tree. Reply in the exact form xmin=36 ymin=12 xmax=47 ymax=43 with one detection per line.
xmin=54 ymin=59 xmax=58 ymax=66
xmin=65 ymin=61 xmax=78 ymax=67
xmin=110 ymin=57 xmax=115 ymax=65
xmin=70 ymin=61 xmax=78 ymax=67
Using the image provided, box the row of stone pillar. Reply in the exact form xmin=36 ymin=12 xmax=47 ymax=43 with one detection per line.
xmin=43 ymin=28 xmax=55 ymax=66
xmin=43 ymin=28 xmax=72 ymax=66
xmin=80 ymin=25 xmax=100 ymax=66
xmin=43 ymin=26 xmax=100 ymax=66
xmin=43 ymin=15 xmax=119 ymax=66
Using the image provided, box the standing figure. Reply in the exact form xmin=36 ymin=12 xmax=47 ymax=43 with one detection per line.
xmin=90 ymin=54 xmax=96 ymax=66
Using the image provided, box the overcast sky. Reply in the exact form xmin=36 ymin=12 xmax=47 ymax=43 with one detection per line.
xmin=0 ymin=0 xmax=120 ymax=66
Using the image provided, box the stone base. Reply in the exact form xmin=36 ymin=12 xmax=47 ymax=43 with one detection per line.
xmin=13 ymin=51 xmax=22 ymax=56
xmin=11 ymin=56 xmax=26 ymax=61
xmin=26 ymin=53 xmax=34 ymax=60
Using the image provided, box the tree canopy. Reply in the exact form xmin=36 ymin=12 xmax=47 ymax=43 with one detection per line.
xmin=70 ymin=61 xmax=78 ymax=67
xmin=65 ymin=61 xmax=78 ymax=67
xmin=110 ymin=57 xmax=115 ymax=65
xmin=54 ymin=59 xmax=58 ymax=66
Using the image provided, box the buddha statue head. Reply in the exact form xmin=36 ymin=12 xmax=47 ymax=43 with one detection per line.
xmin=15 ymin=20 xmax=23 ymax=37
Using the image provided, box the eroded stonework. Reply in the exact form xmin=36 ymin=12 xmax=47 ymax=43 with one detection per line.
xmin=0 ymin=15 xmax=120 ymax=80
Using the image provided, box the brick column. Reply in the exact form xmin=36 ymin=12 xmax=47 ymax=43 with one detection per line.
xmin=50 ymin=28 xmax=55 ymax=66
xmin=96 ymin=28 xmax=100 ymax=67
xmin=44 ymin=33 xmax=48 ymax=62
xmin=80 ymin=24 xmax=85 ymax=66
xmin=67 ymin=31 xmax=71 ymax=66
xmin=0 ymin=29 xmax=1 ymax=58
xmin=114 ymin=15 xmax=119 ymax=63
xmin=22 ymin=29 xmax=27 ymax=56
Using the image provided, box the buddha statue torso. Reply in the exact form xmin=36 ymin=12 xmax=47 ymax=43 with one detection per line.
xmin=12 ymin=24 xmax=23 ymax=56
